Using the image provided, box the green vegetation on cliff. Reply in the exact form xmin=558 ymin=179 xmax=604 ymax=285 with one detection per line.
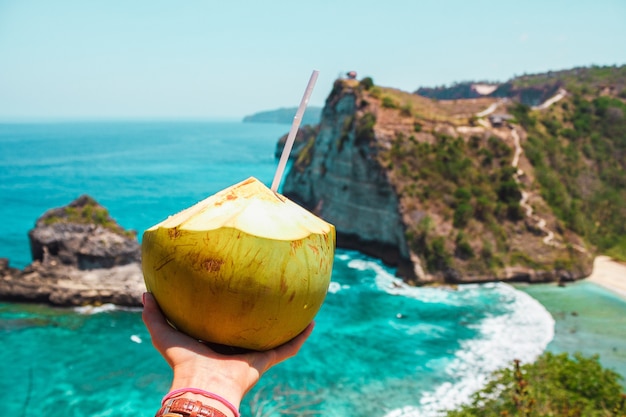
xmin=511 ymin=65 xmax=626 ymax=95
xmin=380 ymin=131 xmax=525 ymax=274
xmin=417 ymin=65 xmax=626 ymax=106
xmin=512 ymin=91 xmax=626 ymax=261
xmin=41 ymin=195 xmax=135 ymax=238
xmin=283 ymin=66 xmax=625 ymax=281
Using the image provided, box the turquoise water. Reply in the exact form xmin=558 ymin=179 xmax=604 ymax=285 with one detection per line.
xmin=0 ymin=121 xmax=285 ymax=268
xmin=0 ymin=257 xmax=553 ymax=417
xmin=517 ymin=281 xmax=626 ymax=379
xmin=0 ymin=122 xmax=623 ymax=416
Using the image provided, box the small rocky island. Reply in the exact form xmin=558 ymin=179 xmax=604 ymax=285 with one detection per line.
xmin=0 ymin=195 xmax=145 ymax=307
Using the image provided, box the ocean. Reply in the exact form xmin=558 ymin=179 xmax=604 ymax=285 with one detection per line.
xmin=1 ymin=121 xmax=624 ymax=417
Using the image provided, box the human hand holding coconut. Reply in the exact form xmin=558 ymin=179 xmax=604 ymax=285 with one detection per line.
xmin=142 ymin=292 xmax=314 ymax=417
xmin=141 ymin=71 xmax=332 ymax=416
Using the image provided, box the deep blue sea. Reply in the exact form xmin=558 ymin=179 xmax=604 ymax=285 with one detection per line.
xmin=1 ymin=121 xmax=624 ymax=417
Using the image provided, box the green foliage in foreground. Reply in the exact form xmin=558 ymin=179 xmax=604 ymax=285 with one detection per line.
xmin=445 ymin=352 xmax=625 ymax=417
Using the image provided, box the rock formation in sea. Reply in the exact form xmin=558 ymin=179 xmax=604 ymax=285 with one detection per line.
xmin=0 ymin=195 xmax=145 ymax=306
xmin=282 ymin=76 xmax=597 ymax=284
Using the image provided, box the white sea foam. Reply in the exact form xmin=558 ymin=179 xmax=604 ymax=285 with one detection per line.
xmin=345 ymin=257 xmax=555 ymax=417
xmin=328 ymin=281 xmax=350 ymax=294
xmin=348 ymin=257 xmax=464 ymax=304
xmin=336 ymin=252 xmax=353 ymax=262
xmin=411 ymin=285 xmax=554 ymax=417
xmin=74 ymin=303 xmax=142 ymax=315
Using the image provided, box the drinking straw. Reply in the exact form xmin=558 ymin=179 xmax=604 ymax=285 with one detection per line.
xmin=271 ymin=70 xmax=319 ymax=192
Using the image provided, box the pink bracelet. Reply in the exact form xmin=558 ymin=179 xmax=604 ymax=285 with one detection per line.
xmin=162 ymin=388 xmax=241 ymax=417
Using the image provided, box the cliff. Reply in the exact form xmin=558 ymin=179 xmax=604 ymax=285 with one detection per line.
xmin=281 ymin=71 xmax=626 ymax=284
xmin=0 ymin=195 xmax=145 ymax=306
xmin=282 ymin=80 xmax=416 ymax=277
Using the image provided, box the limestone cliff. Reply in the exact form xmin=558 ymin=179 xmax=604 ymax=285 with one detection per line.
xmin=283 ymin=78 xmax=596 ymax=285
xmin=283 ymin=80 xmax=415 ymax=277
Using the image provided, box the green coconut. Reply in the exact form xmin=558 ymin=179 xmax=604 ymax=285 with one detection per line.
xmin=141 ymin=177 xmax=335 ymax=351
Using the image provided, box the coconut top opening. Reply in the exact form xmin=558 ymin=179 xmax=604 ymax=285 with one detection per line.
xmin=149 ymin=177 xmax=332 ymax=240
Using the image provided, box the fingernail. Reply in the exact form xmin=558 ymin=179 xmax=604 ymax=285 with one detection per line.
xmin=142 ymin=292 xmax=147 ymax=306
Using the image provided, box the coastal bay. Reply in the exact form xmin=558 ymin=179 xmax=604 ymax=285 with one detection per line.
xmin=1 ymin=121 xmax=624 ymax=416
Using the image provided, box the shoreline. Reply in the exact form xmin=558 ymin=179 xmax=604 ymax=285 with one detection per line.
xmin=584 ymin=255 xmax=626 ymax=300
xmin=517 ymin=255 xmax=626 ymax=380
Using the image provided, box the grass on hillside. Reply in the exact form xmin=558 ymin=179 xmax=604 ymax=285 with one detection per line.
xmin=511 ymin=94 xmax=626 ymax=260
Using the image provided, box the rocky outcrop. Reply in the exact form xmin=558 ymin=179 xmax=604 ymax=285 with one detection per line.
xmin=0 ymin=260 xmax=144 ymax=306
xmin=281 ymin=78 xmax=593 ymax=284
xmin=283 ymin=79 xmax=416 ymax=278
xmin=0 ymin=196 xmax=145 ymax=306
xmin=29 ymin=195 xmax=140 ymax=270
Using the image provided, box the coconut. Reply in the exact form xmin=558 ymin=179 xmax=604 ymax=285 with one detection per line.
xmin=141 ymin=176 xmax=335 ymax=351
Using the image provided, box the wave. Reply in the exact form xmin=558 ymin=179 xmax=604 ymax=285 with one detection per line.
xmin=74 ymin=303 xmax=142 ymax=315
xmin=343 ymin=256 xmax=555 ymax=417
xmin=411 ymin=285 xmax=554 ymax=417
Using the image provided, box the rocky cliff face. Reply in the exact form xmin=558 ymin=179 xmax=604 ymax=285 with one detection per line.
xmin=282 ymin=78 xmax=594 ymax=284
xmin=0 ymin=195 xmax=145 ymax=306
xmin=283 ymin=80 xmax=415 ymax=276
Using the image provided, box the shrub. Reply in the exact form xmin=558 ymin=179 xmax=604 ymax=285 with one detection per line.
xmin=382 ymin=96 xmax=399 ymax=109
xmin=455 ymin=233 xmax=474 ymax=259
xmin=445 ymin=352 xmax=626 ymax=417
xmin=454 ymin=187 xmax=472 ymax=202
xmin=426 ymin=236 xmax=451 ymax=270
xmin=359 ymin=76 xmax=374 ymax=90
xmin=454 ymin=202 xmax=474 ymax=228
xmin=510 ymin=102 xmax=536 ymax=128
xmin=369 ymin=86 xmax=382 ymax=98
xmin=497 ymin=179 xmax=521 ymax=204
xmin=400 ymin=103 xmax=413 ymax=117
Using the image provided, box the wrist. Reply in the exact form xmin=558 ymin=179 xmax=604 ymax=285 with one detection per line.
xmin=156 ymin=398 xmax=231 ymax=417
xmin=170 ymin=367 xmax=244 ymax=406
xmin=164 ymin=389 xmax=239 ymax=417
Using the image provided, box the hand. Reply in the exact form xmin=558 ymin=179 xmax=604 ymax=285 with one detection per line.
xmin=142 ymin=292 xmax=314 ymax=416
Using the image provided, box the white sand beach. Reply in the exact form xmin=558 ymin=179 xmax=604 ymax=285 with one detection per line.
xmin=585 ymin=255 xmax=626 ymax=299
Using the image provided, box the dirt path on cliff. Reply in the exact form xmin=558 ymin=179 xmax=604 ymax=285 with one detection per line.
xmin=509 ymin=127 xmax=586 ymax=251
xmin=533 ymin=88 xmax=567 ymax=110
xmin=476 ymin=89 xmax=586 ymax=254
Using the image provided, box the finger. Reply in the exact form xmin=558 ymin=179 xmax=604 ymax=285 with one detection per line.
xmin=280 ymin=322 xmax=315 ymax=356
xmin=142 ymin=292 xmax=175 ymax=352
xmin=142 ymin=292 xmax=194 ymax=352
xmin=142 ymin=292 xmax=173 ymax=338
xmin=267 ymin=322 xmax=315 ymax=366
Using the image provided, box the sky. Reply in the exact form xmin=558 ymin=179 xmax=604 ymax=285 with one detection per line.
xmin=1 ymin=0 xmax=625 ymax=121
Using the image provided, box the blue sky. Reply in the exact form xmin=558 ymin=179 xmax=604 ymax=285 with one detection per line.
xmin=1 ymin=0 xmax=625 ymax=120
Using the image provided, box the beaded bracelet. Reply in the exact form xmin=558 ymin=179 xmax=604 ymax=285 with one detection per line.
xmin=162 ymin=388 xmax=241 ymax=417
